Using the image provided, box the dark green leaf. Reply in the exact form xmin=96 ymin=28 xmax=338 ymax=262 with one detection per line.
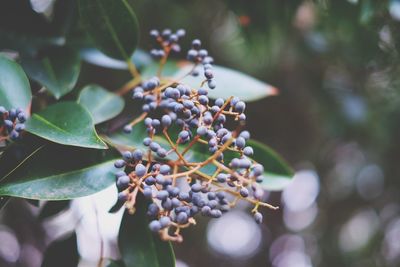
xmin=26 ymin=199 xmax=40 ymax=207
xmin=78 ymin=85 xmax=124 ymax=124
xmin=39 ymin=200 xmax=70 ymax=220
xmin=21 ymin=47 xmax=81 ymax=99
xmin=25 ymin=101 xmax=107 ymax=149
xmin=104 ymin=123 xmax=150 ymax=152
xmin=175 ymin=64 xmax=279 ymax=102
xmin=106 ymin=259 xmax=126 ymax=267
xmin=0 ymin=196 xmax=10 ymax=211
xmin=118 ymin=193 xmax=175 ymax=267
xmin=0 ymin=54 xmax=31 ymax=111
xmin=78 ymin=0 xmax=139 ymax=60
xmin=248 ymin=139 xmax=294 ymax=191
xmin=41 ymin=233 xmax=79 ymax=267
xmin=0 ymin=144 xmax=119 ymax=200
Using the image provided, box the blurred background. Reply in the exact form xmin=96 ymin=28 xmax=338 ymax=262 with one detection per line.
xmin=1 ymin=0 xmax=400 ymax=266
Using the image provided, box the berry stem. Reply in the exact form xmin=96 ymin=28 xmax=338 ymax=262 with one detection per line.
xmin=127 ymin=60 xmax=141 ymax=80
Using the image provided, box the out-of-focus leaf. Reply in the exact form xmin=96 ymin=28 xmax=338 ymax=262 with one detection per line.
xmin=118 ymin=193 xmax=175 ymax=267
xmin=80 ymin=48 xmax=152 ymax=69
xmin=25 ymin=102 xmax=107 ymax=149
xmin=0 ymin=197 xmax=10 ymax=211
xmin=0 ymin=55 xmax=32 ymax=111
xmin=38 ymin=200 xmax=70 ymax=220
xmin=21 ymin=47 xmax=81 ymax=99
xmin=248 ymin=139 xmax=294 ymax=191
xmin=0 ymin=144 xmax=118 ymax=200
xmin=175 ymin=64 xmax=278 ymax=102
xmin=26 ymin=199 xmax=39 ymax=207
xmin=106 ymin=259 xmax=126 ymax=267
xmin=78 ymin=85 xmax=124 ymax=124
xmin=41 ymin=232 xmax=79 ymax=267
xmin=78 ymin=0 xmax=139 ymax=60
xmin=142 ymin=61 xmax=182 ymax=79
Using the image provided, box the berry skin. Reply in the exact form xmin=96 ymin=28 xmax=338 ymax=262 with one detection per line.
xmin=204 ymin=69 xmax=213 ymax=79
xmin=208 ymin=80 xmax=216 ymax=89
xmin=239 ymin=131 xmax=251 ymax=140
xmin=159 ymin=216 xmax=171 ymax=228
xmin=198 ymin=88 xmax=208 ymax=95
xmin=132 ymin=149 xmax=143 ymax=161
xmin=143 ymin=137 xmax=152 ymax=146
xmin=192 ymin=39 xmax=201 ymax=49
xmin=122 ymin=151 xmax=133 ymax=162
xmin=253 ymin=164 xmax=264 ymax=176
xmin=114 ymin=159 xmax=126 ymax=168
xmin=235 ymin=101 xmax=246 ymax=113
xmin=118 ymin=191 xmax=128 ymax=202
xmin=243 ymin=146 xmax=254 ymax=156
xmin=150 ymin=29 xmax=159 ymax=37
xmin=123 ymin=125 xmax=132 ymax=133
xmin=117 ymin=175 xmax=130 ymax=189
xmin=135 ymin=164 xmax=147 ymax=177
xmin=240 ymin=187 xmax=249 ymax=198
xmin=191 ymin=183 xmax=202 ymax=193
xmin=9 ymin=130 xmax=19 ymax=140
xmin=176 ymin=212 xmax=188 ymax=224
xmin=159 ymin=165 xmax=171 ymax=175
xmin=143 ymin=186 xmax=153 ymax=199
xmin=161 ymin=115 xmax=172 ymax=127
xmin=254 ymin=212 xmax=263 ymax=224
xmin=215 ymin=98 xmax=224 ymax=107
xmin=0 ymin=106 xmax=6 ymax=115
xmin=149 ymin=220 xmax=162 ymax=232
xmin=236 ymin=137 xmax=246 ymax=149
xmin=157 ymin=190 xmax=169 ymax=201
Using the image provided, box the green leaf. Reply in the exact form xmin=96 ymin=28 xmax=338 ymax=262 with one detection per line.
xmin=0 ymin=144 xmax=119 ymax=200
xmin=142 ymin=61 xmax=182 ymax=79
xmin=118 ymin=193 xmax=175 ymax=267
xmin=21 ymin=47 xmax=81 ymax=99
xmin=78 ymin=0 xmax=139 ymax=60
xmin=80 ymin=48 xmax=152 ymax=70
xmin=248 ymin=139 xmax=294 ymax=191
xmin=0 ymin=54 xmax=31 ymax=111
xmin=175 ymin=64 xmax=279 ymax=102
xmin=78 ymin=85 xmax=124 ymax=124
xmin=104 ymin=123 xmax=149 ymax=152
xmin=25 ymin=102 xmax=107 ymax=149
xmin=106 ymin=260 xmax=126 ymax=267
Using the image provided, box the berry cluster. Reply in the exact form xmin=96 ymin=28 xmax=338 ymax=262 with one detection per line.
xmin=114 ymin=29 xmax=277 ymax=242
xmin=0 ymin=106 xmax=26 ymax=144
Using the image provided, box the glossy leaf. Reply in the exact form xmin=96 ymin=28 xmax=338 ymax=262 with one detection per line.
xmin=248 ymin=139 xmax=294 ymax=191
xmin=0 ymin=54 xmax=31 ymax=111
xmin=175 ymin=64 xmax=279 ymax=102
xmin=78 ymin=0 xmax=139 ymax=60
xmin=80 ymin=48 xmax=152 ymax=70
xmin=118 ymin=193 xmax=175 ymax=267
xmin=142 ymin=61 xmax=182 ymax=79
xmin=104 ymin=123 xmax=148 ymax=152
xmin=25 ymin=102 xmax=107 ymax=149
xmin=78 ymin=85 xmax=124 ymax=124
xmin=0 ymin=144 xmax=119 ymax=200
xmin=21 ymin=47 xmax=81 ymax=99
